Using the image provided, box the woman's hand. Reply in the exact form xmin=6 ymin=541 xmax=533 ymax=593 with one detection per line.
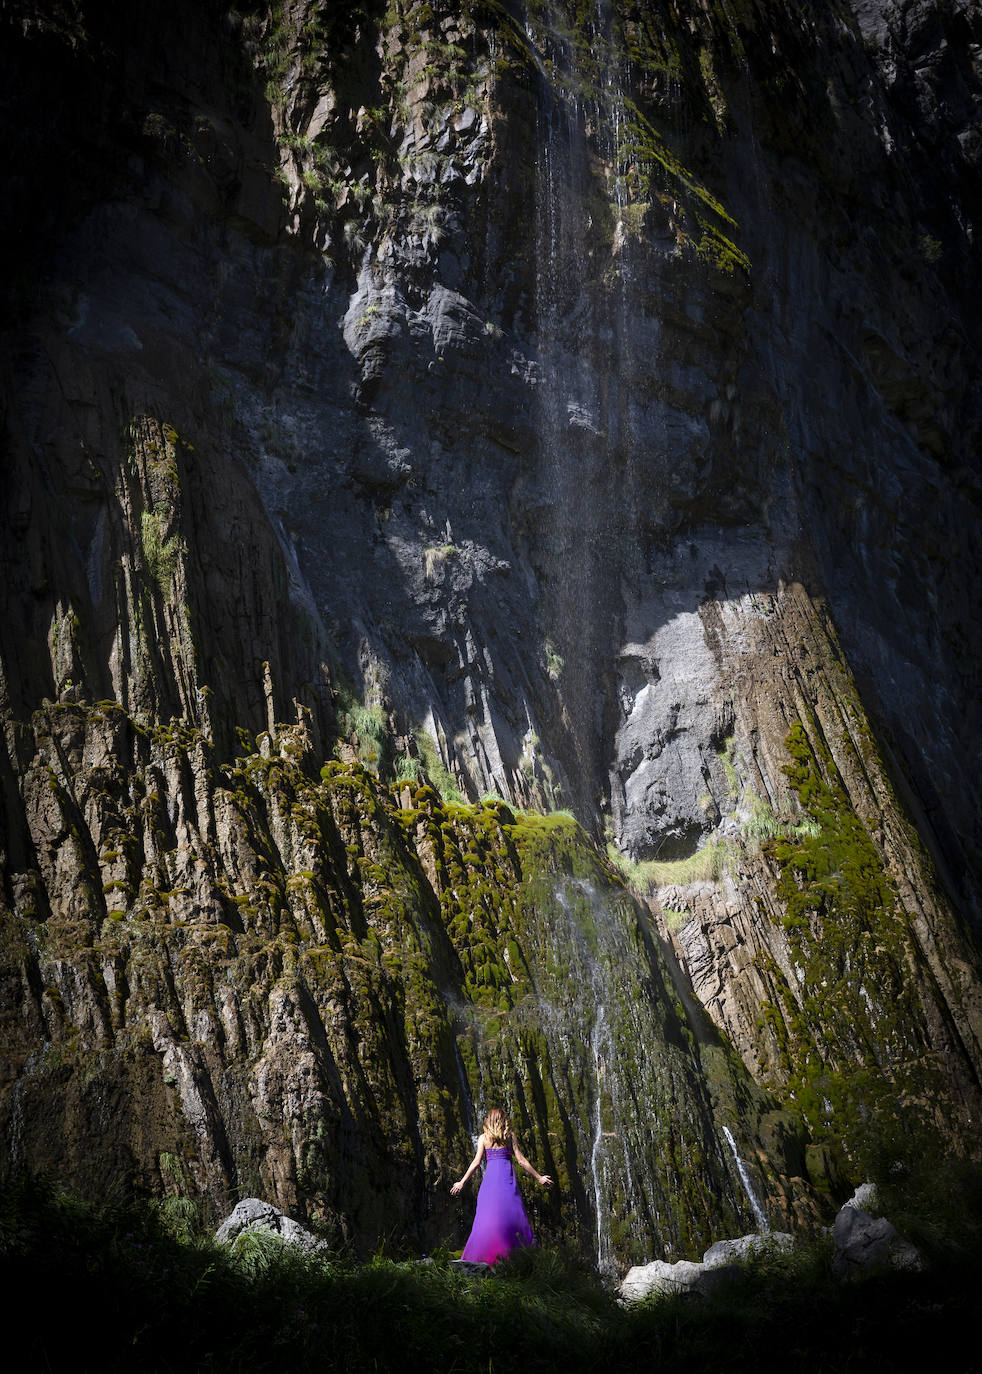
xmin=450 ymin=1179 xmax=464 ymax=1195
xmin=538 ymin=1174 xmax=554 ymax=1187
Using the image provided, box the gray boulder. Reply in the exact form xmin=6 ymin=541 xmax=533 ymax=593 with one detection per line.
xmin=214 ymin=1197 xmax=329 ymax=1255
xmin=831 ymin=1204 xmax=921 ymax=1279
xmin=620 ymin=1231 xmax=796 ymax=1303
xmin=702 ymin=1232 xmax=794 ymax=1268
xmin=619 ymin=1258 xmax=728 ymax=1302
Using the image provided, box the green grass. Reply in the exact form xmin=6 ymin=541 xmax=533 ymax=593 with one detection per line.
xmin=719 ymin=734 xmax=740 ymax=797
xmin=4 ymin=1173 xmax=979 ymax=1373
xmin=333 ymin=686 xmax=391 ymax=771
xmin=741 ymin=795 xmax=821 ymax=850
xmin=141 ymin=505 xmax=183 ymax=592
xmin=393 ymin=753 xmax=424 ymax=785
xmin=413 ymin=727 xmax=463 ymax=802
xmin=661 ymin=906 xmax=689 ymax=932
xmin=607 ymin=838 xmax=734 ymax=892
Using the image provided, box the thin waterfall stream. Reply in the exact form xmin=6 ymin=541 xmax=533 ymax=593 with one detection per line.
xmin=554 ymin=880 xmax=624 ymax=1276
xmin=526 ymin=0 xmax=641 ymax=818
xmin=722 ymin=1125 xmax=769 ymax=1233
xmin=588 ymin=1000 xmax=613 ymax=1275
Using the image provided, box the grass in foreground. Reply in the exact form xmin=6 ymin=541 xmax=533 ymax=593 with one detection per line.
xmin=1 ymin=1173 xmax=980 ymax=1373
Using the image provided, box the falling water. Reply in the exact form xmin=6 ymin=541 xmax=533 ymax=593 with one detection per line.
xmin=524 ymin=0 xmax=641 ymax=814
xmin=556 ymin=879 xmax=634 ymax=1276
xmin=589 ymin=997 xmax=614 ymax=1275
xmin=722 ymin=1125 xmax=769 ymax=1233
xmin=460 ymin=840 xmax=780 ymax=1266
xmin=454 ymin=1040 xmax=477 ymax=1137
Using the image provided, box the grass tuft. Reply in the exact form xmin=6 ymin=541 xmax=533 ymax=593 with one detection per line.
xmin=607 ymin=838 xmax=734 ymax=892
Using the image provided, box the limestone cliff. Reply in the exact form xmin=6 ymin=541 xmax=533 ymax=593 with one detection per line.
xmin=1 ymin=0 xmax=981 ymax=1266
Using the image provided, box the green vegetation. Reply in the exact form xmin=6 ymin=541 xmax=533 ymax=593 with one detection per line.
xmin=741 ymin=795 xmax=819 ymax=850
xmin=661 ymin=906 xmax=689 ymax=932
xmin=757 ymin=721 xmax=944 ymax=1171
xmin=140 ymin=505 xmax=183 ymax=592
xmin=393 ymin=752 xmax=425 ymax=785
xmin=242 ymin=4 xmax=292 ymax=105
xmin=479 ymin=0 xmax=750 ymax=273
xmin=409 ymin=727 xmax=463 ymax=801
xmin=21 ymin=697 xmax=972 ymax=1272
xmin=607 ymin=837 xmax=734 ymax=893
xmin=543 ymin=637 xmax=564 ymax=682
xmin=245 ymin=0 xmax=749 ymax=276
xmin=719 ymin=733 xmax=740 ymax=796
xmin=616 ymin=200 xmax=650 ymax=242
xmin=332 ymin=683 xmax=393 ymax=772
xmin=608 ymin=793 xmax=847 ymax=903
xmin=3 ymin=1175 xmax=980 ymax=1373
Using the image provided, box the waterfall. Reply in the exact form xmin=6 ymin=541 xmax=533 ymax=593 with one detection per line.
xmin=524 ymin=1 xmax=635 ymax=818
xmin=722 ymin=1125 xmax=769 ymax=1233
xmin=589 ymin=998 xmax=614 ymax=1275
xmin=454 ymin=1040 xmax=477 ymax=1137
xmin=554 ymin=881 xmax=619 ymax=1275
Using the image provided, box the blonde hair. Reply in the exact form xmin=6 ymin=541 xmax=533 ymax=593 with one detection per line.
xmin=482 ymin=1107 xmax=510 ymax=1148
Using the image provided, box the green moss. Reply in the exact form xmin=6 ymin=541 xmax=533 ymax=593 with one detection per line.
xmin=14 ymin=699 xmax=821 ymax=1262
xmin=761 ymin=720 xmax=945 ymax=1174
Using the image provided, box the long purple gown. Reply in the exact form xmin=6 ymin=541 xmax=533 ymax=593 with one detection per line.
xmin=461 ymin=1145 xmax=535 ymax=1264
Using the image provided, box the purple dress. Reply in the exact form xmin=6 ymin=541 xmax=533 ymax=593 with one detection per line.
xmin=461 ymin=1145 xmax=535 ymax=1264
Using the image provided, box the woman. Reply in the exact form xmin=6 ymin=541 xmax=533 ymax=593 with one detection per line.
xmin=451 ymin=1107 xmax=553 ymax=1264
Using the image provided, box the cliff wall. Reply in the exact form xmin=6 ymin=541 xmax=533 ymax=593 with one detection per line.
xmin=1 ymin=0 xmax=981 ymax=1265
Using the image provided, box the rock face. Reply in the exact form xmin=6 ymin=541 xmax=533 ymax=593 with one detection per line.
xmin=1 ymin=0 xmax=981 ymax=1267
xmin=0 ymin=698 xmax=810 ymax=1263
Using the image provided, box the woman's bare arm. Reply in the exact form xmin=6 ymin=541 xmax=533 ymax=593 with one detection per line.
xmin=450 ymin=1138 xmax=486 ymax=1194
xmin=511 ymin=1132 xmax=553 ymax=1186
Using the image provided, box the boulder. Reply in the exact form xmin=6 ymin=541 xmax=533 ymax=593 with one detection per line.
xmin=842 ymin=1182 xmax=880 ymax=1213
xmin=831 ymin=1204 xmax=921 ymax=1279
xmin=702 ymin=1232 xmax=794 ymax=1267
xmin=214 ymin=1198 xmax=329 ymax=1255
xmin=620 ymin=1232 xmax=796 ymax=1303
xmin=448 ymin=1259 xmax=493 ymax=1277
xmin=619 ymin=1258 xmax=721 ymax=1302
